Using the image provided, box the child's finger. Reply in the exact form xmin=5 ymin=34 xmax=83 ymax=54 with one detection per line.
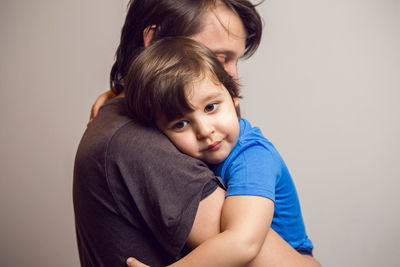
xmin=126 ymin=257 xmax=150 ymax=267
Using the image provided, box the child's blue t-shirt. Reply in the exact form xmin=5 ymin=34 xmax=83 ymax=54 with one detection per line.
xmin=211 ymin=118 xmax=313 ymax=250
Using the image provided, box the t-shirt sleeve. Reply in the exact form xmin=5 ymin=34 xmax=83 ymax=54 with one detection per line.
xmin=224 ymin=142 xmax=281 ymax=202
xmin=105 ymin=122 xmax=219 ymax=258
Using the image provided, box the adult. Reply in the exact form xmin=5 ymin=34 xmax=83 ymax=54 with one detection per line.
xmin=74 ymin=0 xmax=320 ymax=266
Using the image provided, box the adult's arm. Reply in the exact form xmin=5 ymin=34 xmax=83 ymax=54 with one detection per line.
xmin=185 ymin=186 xmax=225 ymax=247
xmin=127 ymin=187 xmax=321 ymax=267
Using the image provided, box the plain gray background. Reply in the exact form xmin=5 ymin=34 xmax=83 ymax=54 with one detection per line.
xmin=0 ymin=0 xmax=399 ymax=266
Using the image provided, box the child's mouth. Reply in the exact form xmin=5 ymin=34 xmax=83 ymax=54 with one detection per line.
xmin=207 ymin=141 xmax=222 ymax=151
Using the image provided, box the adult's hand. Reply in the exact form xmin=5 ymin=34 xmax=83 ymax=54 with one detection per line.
xmin=126 ymin=257 xmax=150 ymax=267
xmin=88 ymin=90 xmax=116 ymax=125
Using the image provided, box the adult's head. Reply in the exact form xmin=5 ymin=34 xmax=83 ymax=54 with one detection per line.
xmin=110 ymin=0 xmax=263 ymax=95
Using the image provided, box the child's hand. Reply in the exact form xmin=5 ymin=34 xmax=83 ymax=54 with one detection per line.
xmin=126 ymin=257 xmax=150 ymax=267
xmin=88 ymin=90 xmax=116 ymax=125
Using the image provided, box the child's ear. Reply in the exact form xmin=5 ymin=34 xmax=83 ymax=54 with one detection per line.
xmin=143 ymin=25 xmax=157 ymax=48
xmin=233 ymin=97 xmax=239 ymax=107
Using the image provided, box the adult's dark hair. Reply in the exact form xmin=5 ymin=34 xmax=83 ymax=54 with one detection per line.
xmin=110 ymin=0 xmax=263 ymax=95
xmin=125 ymin=37 xmax=240 ymax=127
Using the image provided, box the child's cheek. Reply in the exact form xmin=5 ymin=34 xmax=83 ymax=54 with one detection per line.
xmin=171 ymin=134 xmax=197 ymax=157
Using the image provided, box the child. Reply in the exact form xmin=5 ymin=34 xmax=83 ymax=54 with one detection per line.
xmin=125 ymin=37 xmax=317 ymax=267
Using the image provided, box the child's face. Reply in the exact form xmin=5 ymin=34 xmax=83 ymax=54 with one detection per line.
xmin=157 ymin=77 xmax=240 ymax=164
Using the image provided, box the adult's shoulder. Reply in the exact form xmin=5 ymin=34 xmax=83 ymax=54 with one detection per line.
xmin=92 ymin=98 xmax=175 ymax=147
xmin=76 ymin=98 xmax=133 ymax=156
xmin=93 ymin=98 xmax=214 ymax=178
xmin=107 ymin=118 xmax=214 ymax=182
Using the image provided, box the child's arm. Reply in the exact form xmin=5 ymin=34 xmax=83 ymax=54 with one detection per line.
xmin=182 ymin=191 xmax=320 ymax=267
xmin=88 ymin=90 xmax=116 ymax=123
xmin=167 ymin=194 xmax=274 ymax=267
xmin=126 ymin=187 xmax=321 ymax=267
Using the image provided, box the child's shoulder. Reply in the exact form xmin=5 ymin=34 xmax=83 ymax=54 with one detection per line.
xmin=237 ymin=118 xmax=285 ymax=158
xmin=238 ymin=118 xmax=271 ymax=145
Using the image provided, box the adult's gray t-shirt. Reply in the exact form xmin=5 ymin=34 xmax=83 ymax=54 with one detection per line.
xmin=73 ymin=98 xmax=220 ymax=267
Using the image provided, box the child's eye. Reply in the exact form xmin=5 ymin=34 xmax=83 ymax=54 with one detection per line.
xmin=172 ymin=120 xmax=188 ymax=130
xmin=204 ymin=103 xmax=218 ymax=113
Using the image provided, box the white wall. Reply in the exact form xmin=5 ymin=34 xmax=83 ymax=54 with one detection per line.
xmin=0 ymin=1 xmax=399 ymax=266
xmin=241 ymin=1 xmax=400 ymax=266
xmin=0 ymin=1 xmax=128 ymax=266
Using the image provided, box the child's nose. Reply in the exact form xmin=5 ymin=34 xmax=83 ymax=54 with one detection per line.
xmin=195 ymin=120 xmax=214 ymax=140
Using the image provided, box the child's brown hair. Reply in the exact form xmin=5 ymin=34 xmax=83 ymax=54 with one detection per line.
xmin=125 ymin=37 xmax=240 ymax=127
